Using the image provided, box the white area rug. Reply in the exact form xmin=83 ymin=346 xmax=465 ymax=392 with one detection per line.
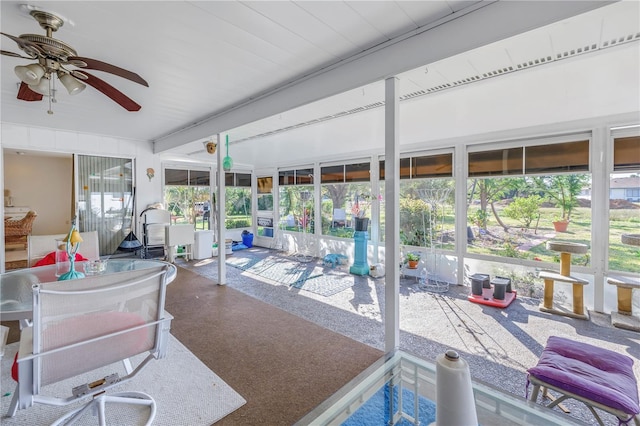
xmin=1 ymin=334 xmax=246 ymax=425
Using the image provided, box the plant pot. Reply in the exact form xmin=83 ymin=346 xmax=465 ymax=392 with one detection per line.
xmin=553 ymin=220 xmax=569 ymax=232
xmin=407 ymin=260 xmax=419 ymax=269
xmin=354 ymin=217 xmax=369 ymax=231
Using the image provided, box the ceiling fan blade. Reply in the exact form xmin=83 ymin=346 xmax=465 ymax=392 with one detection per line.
xmin=17 ymin=82 xmax=43 ymax=101
xmin=1 ymin=32 xmax=41 ymax=57
xmin=1 ymin=49 xmax=33 ymax=59
xmin=67 ymin=56 xmax=149 ymax=87
xmin=82 ymin=71 xmax=142 ymax=111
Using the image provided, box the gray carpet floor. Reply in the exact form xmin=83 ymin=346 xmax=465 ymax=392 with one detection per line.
xmin=181 ymin=247 xmax=640 ymax=426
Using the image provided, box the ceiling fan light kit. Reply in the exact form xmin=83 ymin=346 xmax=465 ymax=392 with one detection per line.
xmin=2 ymin=8 xmax=148 ymax=113
xmin=58 ymin=71 xmax=85 ymax=95
xmin=14 ymin=62 xmax=44 ymax=84
xmin=27 ymin=75 xmax=51 ymax=96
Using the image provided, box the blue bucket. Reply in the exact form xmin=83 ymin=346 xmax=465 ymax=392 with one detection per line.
xmin=241 ymin=232 xmax=254 ymax=248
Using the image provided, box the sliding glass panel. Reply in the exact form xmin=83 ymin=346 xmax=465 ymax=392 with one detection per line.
xmin=609 ymin=135 xmax=640 ymax=273
xmin=379 ymin=158 xmax=411 ymax=180
xmin=525 ymin=140 xmax=589 ymax=173
xmin=189 ymin=170 xmax=210 ymax=186
xmin=296 ymin=168 xmax=314 ymax=185
xmin=468 ymin=148 xmax=523 ymax=177
xmin=412 ymin=153 xmax=453 ymax=178
xmin=236 ymin=173 xmax=251 ymax=187
xmin=614 ymin=136 xmax=640 ymax=171
xmin=77 ymin=155 xmax=133 ymax=256
xmin=279 ymin=170 xmax=295 ymax=186
xmin=165 ymin=169 xmax=188 ymax=185
xmin=345 ymin=162 xmax=370 ymax=182
xmin=321 ymin=165 xmax=344 ymax=183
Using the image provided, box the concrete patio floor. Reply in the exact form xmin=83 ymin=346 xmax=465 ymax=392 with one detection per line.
xmin=178 ymin=247 xmax=640 ymax=425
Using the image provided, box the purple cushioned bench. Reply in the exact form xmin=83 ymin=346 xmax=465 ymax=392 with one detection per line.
xmin=527 ymin=336 xmax=640 ymax=425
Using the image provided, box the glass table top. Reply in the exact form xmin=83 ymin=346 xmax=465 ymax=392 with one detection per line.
xmin=296 ymin=349 xmax=587 ymax=425
xmin=1 ymin=259 xmax=176 ymax=322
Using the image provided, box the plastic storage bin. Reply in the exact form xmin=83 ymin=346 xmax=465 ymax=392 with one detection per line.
xmin=194 ymin=230 xmax=214 ymax=260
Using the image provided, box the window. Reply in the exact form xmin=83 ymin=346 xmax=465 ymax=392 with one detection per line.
xmin=279 ymin=168 xmax=315 ymax=234
xmin=609 ymin=135 xmax=640 ymax=273
xmin=257 ymin=176 xmax=274 ymax=237
xmin=225 ymin=172 xmax=252 ymax=229
xmin=320 ymin=162 xmax=371 ymax=237
xmin=466 ymin=137 xmax=591 ymax=266
xmin=380 ymin=153 xmax=455 ymax=248
xmin=164 ymin=167 xmax=211 ymax=229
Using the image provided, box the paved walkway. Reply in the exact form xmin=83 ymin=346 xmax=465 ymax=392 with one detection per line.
xmin=178 ymin=247 xmax=639 ymax=425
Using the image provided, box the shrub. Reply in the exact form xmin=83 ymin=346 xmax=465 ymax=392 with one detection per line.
xmin=503 ymin=195 xmax=542 ymax=229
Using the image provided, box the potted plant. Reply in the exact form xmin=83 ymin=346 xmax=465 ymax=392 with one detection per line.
xmin=405 ymin=252 xmax=420 ymax=269
xmin=552 ymin=217 xmax=569 ymax=232
xmin=533 ymin=175 xmax=588 ymax=233
xmin=351 ymin=192 xmax=372 ymax=231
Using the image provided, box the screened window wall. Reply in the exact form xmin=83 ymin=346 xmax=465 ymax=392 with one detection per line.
xmin=225 ymin=172 xmax=252 ymax=229
xmin=466 ymin=138 xmax=591 ymax=267
xmin=379 ymin=153 xmax=455 ymax=249
xmin=279 ymin=168 xmax=314 ymax=234
xmin=256 ymin=176 xmax=274 ymax=237
xmin=608 ymin=134 xmax=640 ymax=274
xmin=320 ymin=162 xmax=371 ymax=238
xmin=164 ymin=168 xmax=211 ymax=229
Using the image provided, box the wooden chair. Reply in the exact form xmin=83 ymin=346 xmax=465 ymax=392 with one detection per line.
xmin=4 ymin=211 xmax=37 ymax=249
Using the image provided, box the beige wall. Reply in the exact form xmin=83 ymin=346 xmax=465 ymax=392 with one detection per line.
xmin=4 ymin=152 xmax=72 ymax=235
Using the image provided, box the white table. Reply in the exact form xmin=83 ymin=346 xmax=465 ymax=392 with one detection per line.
xmin=0 ymin=259 xmax=176 ymax=326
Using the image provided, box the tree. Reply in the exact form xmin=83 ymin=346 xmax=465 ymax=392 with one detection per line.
xmin=503 ymin=195 xmax=542 ymax=229
xmin=323 ymin=184 xmax=348 ymax=211
xmin=468 ymin=178 xmax=522 ymax=231
xmin=533 ymin=174 xmax=588 ymax=221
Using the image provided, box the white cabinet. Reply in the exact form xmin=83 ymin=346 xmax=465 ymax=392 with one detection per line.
xmin=4 ymin=206 xmax=30 ymax=220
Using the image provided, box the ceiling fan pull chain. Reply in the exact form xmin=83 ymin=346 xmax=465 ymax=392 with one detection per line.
xmin=47 ymin=75 xmax=54 ymax=114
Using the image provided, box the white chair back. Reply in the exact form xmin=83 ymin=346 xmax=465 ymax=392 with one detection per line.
xmin=27 ymin=231 xmax=100 ymax=266
xmin=11 ymin=264 xmax=172 ymax=418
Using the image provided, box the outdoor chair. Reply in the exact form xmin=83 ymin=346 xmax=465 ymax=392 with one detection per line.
xmin=527 ymin=336 xmax=640 ymax=425
xmin=5 ymin=210 xmax=37 ymax=249
xmin=332 ymin=208 xmax=347 ymax=228
xmin=7 ymin=264 xmax=173 ymax=425
xmin=27 ymin=231 xmax=100 ymax=267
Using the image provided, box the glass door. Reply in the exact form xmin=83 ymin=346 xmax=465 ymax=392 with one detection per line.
xmin=76 ymin=155 xmax=134 ymax=256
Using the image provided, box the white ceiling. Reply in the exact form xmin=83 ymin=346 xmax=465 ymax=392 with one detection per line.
xmin=2 ymin=1 xmax=638 ymax=164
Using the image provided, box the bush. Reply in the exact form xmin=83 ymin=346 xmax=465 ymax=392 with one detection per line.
xmin=226 ymin=218 xmax=251 ymax=229
xmin=503 ymin=195 xmax=542 ymax=229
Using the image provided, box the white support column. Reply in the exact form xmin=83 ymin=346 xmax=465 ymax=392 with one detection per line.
xmin=591 ymin=126 xmax=608 ymax=312
xmin=384 ymin=77 xmax=400 ymax=353
xmin=217 ymin=133 xmax=227 ymax=285
xmin=455 ymin=144 xmax=468 ymax=285
xmin=313 ymin=164 xmax=321 ymax=239
xmin=370 ymin=154 xmax=380 ymax=263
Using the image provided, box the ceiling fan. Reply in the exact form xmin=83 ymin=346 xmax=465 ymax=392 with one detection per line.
xmin=1 ymin=7 xmax=148 ymax=114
